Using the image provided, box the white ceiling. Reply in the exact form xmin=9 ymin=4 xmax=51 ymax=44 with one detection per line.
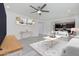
xmin=4 ymin=3 xmax=79 ymax=20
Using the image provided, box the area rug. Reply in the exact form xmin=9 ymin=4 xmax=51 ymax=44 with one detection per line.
xmin=30 ymin=39 xmax=68 ymax=56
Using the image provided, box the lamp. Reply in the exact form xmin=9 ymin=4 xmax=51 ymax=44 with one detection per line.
xmin=37 ymin=10 xmax=42 ymax=15
xmin=50 ymin=30 xmax=55 ymax=38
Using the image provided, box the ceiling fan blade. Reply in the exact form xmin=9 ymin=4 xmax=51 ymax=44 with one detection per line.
xmin=31 ymin=11 xmax=37 ymax=13
xmin=41 ymin=10 xmax=49 ymax=12
xmin=30 ymin=5 xmax=38 ymax=11
xmin=41 ymin=4 xmax=47 ymax=9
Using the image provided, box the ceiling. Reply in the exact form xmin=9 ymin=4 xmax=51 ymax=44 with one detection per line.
xmin=4 ymin=3 xmax=79 ymax=20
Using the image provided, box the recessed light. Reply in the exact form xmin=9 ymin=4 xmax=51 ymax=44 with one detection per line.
xmin=6 ymin=5 xmax=10 ymax=8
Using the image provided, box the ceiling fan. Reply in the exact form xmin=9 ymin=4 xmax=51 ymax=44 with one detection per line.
xmin=30 ymin=4 xmax=49 ymax=15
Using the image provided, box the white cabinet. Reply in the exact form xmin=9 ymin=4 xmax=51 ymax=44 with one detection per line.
xmin=20 ymin=30 xmax=33 ymax=39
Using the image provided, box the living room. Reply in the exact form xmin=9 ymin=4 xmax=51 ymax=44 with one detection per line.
xmin=1 ymin=3 xmax=79 ymax=56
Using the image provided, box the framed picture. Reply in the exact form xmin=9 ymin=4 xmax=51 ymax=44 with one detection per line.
xmin=16 ymin=16 xmax=24 ymax=24
xmin=16 ymin=16 xmax=35 ymax=25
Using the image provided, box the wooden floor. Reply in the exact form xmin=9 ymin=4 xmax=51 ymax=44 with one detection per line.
xmin=0 ymin=35 xmax=22 ymax=56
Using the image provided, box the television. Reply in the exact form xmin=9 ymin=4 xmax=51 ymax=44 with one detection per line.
xmin=55 ymin=21 xmax=75 ymax=34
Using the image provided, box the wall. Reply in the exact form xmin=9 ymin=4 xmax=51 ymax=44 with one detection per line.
xmin=38 ymin=16 xmax=77 ymax=36
xmin=50 ymin=15 xmax=79 ymax=35
xmin=6 ymin=10 xmax=79 ymax=40
xmin=6 ymin=10 xmax=39 ymax=39
xmin=74 ymin=16 xmax=79 ymax=34
xmin=6 ymin=10 xmax=52 ymax=40
xmin=52 ymin=15 xmax=79 ymax=29
xmin=38 ymin=21 xmax=51 ymax=36
xmin=74 ymin=16 xmax=79 ymax=28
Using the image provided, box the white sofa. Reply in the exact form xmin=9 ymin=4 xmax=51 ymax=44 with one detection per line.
xmin=55 ymin=31 xmax=69 ymax=37
xmin=61 ymin=36 xmax=79 ymax=56
xmin=55 ymin=31 xmax=69 ymax=41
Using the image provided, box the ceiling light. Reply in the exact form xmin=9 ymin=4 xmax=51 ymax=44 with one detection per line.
xmin=37 ymin=10 xmax=41 ymax=14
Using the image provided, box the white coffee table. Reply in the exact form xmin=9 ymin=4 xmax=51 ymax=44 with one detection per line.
xmin=43 ymin=35 xmax=61 ymax=41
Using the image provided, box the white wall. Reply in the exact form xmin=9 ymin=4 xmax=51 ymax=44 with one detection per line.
xmin=6 ymin=9 xmax=79 ymax=40
xmin=50 ymin=15 xmax=79 ymax=35
xmin=6 ymin=10 xmax=53 ymax=39
xmin=37 ymin=21 xmax=51 ymax=35
xmin=6 ymin=10 xmax=39 ymax=39
xmin=74 ymin=16 xmax=79 ymax=34
xmin=74 ymin=16 xmax=79 ymax=28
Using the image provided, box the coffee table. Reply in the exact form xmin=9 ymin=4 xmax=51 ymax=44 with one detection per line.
xmin=43 ymin=35 xmax=61 ymax=41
